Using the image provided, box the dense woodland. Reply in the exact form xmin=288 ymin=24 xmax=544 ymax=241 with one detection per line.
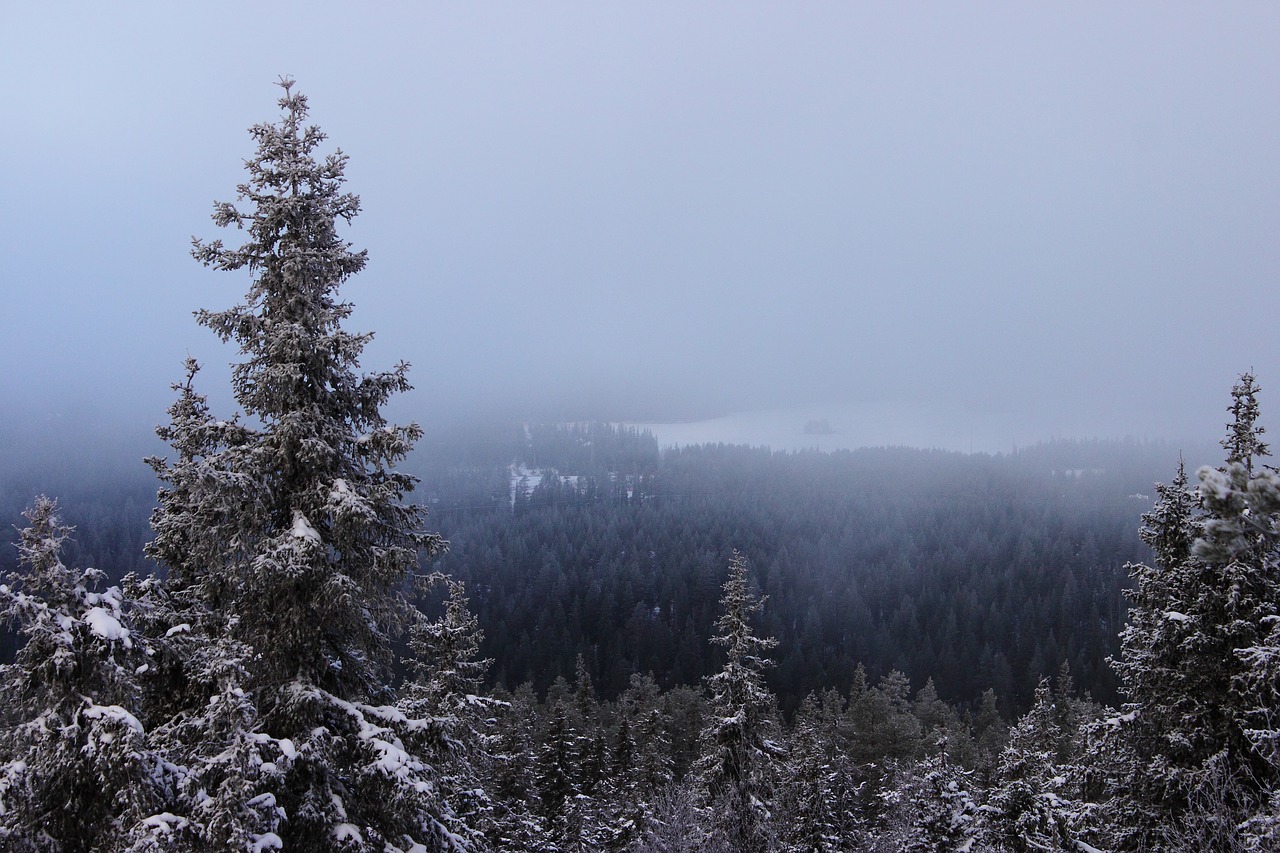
xmin=421 ymin=426 xmax=1180 ymax=716
xmin=3 ymin=83 xmax=1279 ymax=851
xmin=0 ymin=423 xmax=1179 ymax=718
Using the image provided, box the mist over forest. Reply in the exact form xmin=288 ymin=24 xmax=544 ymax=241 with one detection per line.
xmin=4 ymin=4 xmax=1280 ymax=851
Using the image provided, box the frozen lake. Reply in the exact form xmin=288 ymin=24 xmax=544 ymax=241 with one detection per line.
xmin=632 ymin=401 xmax=1165 ymax=456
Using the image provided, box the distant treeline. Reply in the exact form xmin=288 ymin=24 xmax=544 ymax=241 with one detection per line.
xmin=420 ymin=426 xmax=1191 ymax=717
xmin=0 ymin=422 xmax=1200 ymax=718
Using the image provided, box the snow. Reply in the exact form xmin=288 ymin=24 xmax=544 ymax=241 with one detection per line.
xmin=288 ymin=682 xmax=431 ymax=784
xmin=250 ymin=832 xmax=283 ymax=852
xmin=165 ymin=623 xmax=192 ymax=636
xmin=1164 ymin=610 xmax=1191 ymax=622
xmin=334 ymin=823 xmax=363 ymax=842
xmin=290 ymin=509 xmax=321 ymax=543
xmin=509 ymin=464 xmax=543 ymax=504
xmin=1102 ymin=709 xmax=1139 ymax=728
xmin=82 ymin=701 xmax=144 ymax=734
xmin=1199 ymin=466 xmax=1233 ymax=500
xmin=141 ymin=813 xmax=190 ymax=835
xmin=84 ymin=606 xmax=131 ymax=645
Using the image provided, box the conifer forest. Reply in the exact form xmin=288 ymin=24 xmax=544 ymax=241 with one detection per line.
xmin=4 ymin=83 xmax=1280 ymax=852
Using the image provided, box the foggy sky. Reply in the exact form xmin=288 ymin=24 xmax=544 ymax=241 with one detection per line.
xmin=3 ymin=3 xmax=1278 ymax=456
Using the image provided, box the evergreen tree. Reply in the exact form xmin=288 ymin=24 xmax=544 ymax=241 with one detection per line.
xmin=1238 ymin=615 xmax=1280 ymax=847
xmin=482 ymin=687 xmax=544 ymax=852
xmin=692 ymin=551 xmax=783 ymax=853
xmin=535 ymin=701 xmax=583 ymax=846
xmin=985 ymin=679 xmax=1080 ymax=852
xmin=880 ymin=744 xmax=979 ymax=853
xmin=1091 ymin=373 xmax=1280 ymax=849
xmin=622 ymin=674 xmax=676 ymax=798
xmin=777 ymin=692 xmax=863 ymax=853
xmin=1222 ymin=371 xmax=1270 ymax=475
xmin=141 ymin=362 xmax=287 ymax=852
xmin=148 ymin=80 xmax=473 ymax=851
xmin=970 ymin=688 xmax=1008 ymax=784
xmin=402 ymin=575 xmax=498 ymax=844
xmin=0 ymin=498 xmax=178 ymax=850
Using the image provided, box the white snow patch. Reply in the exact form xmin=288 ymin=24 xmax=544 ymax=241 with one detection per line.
xmin=509 ymin=464 xmax=543 ymax=505
xmin=141 ymin=812 xmax=189 ymax=835
xmin=290 ymin=509 xmax=321 ymax=543
xmin=334 ymin=823 xmax=362 ymax=842
xmin=165 ymin=623 xmax=192 ymax=637
xmin=84 ymin=606 xmax=131 ymax=645
xmin=1103 ymin=709 xmax=1139 ymax=728
xmin=1164 ymin=611 xmax=1191 ymax=622
xmin=250 ymin=832 xmax=283 ymax=852
xmin=82 ymin=701 xmax=144 ymax=734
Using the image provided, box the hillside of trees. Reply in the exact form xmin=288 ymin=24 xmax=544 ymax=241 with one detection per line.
xmin=3 ymin=81 xmax=1278 ymax=851
xmin=419 ymin=426 xmax=1181 ymax=717
xmin=0 ymin=423 xmax=1186 ymax=719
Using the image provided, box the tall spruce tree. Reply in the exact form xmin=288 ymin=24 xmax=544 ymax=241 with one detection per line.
xmin=1091 ymin=373 xmax=1280 ymax=849
xmin=147 ymin=80 xmax=474 ymax=851
xmin=693 ymin=550 xmax=783 ymax=853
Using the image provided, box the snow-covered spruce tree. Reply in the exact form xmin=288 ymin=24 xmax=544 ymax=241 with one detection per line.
xmin=983 ymin=679 xmax=1081 ymax=852
xmin=1237 ymin=615 xmax=1280 ymax=847
xmin=875 ymin=740 xmax=979 ymax=853
xmin=140 ymin=358 xmax=290 ymax=853
xmin=692 ymin=550 xmax=784 ymax=853
xmin=1084 ymin=457 xmax=1202 ymax=847
xmin=1192 ymin=373 xmax=1280 ymax=847
xmin=0 ymin=498 xmax=181 ymax=851
xmin=777 ymin=691 xmax=864 ymax=853
xmin=148 ymin=80 xmax=477 ymax=851
xmin=1088 ymin=372 xmax=1280 ymax=850
xmin=401 ymin=575 xmax=498 ymax=842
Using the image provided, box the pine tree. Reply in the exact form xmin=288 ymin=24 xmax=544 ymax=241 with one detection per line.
xmin=1222 ymin=371 xmax=1270 ymax=475
xmin=482 ymin=687 xmax=544 ymax=852
xmin=402 ymin=575 xmax=498 ymax=845
xmin=1238 ymin=614 xmax=1280 ymax=847
xmin=1090 ymin=373 xmax=1280 ymax=849
xmin=881 ymin=744 xmax=979 ymax=853
xmin=985 ymin=679 xmax=1080 ymax=852
xmin=535 ymin=701 xmax=582 ymax=845
xmin=140 ymin=361 xmax=286 ymax=852
xmin=148 ymin=79 xmax=473 ymax=851
xmin=0 ymin=498 xmax=179 ymax=850
xmin=970 ymin=688 xmax=1008 ymax=784
xmin=692 ymin=550 xmax=783 ymax=853
xmin=777 ymin=692 xmax=861 ymax=853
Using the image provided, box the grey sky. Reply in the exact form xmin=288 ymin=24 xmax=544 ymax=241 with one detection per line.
xmin=2 ymin=3 xmax=1277 ymax=453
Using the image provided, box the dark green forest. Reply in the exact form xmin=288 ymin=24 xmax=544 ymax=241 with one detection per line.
xmin=2 ymin=423 xmax=1201 ymax=719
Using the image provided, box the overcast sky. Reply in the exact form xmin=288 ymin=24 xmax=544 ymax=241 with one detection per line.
xmin=2 ymin=3 xmax=1277 ymax=455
